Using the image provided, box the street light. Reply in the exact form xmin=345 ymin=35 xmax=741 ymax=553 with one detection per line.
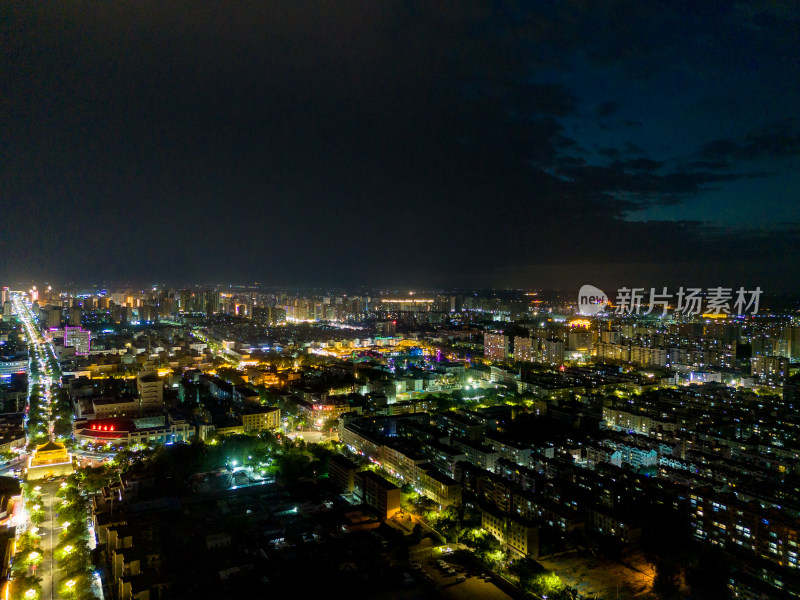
xmin=25 ymin=589 xmax=37 ymax=599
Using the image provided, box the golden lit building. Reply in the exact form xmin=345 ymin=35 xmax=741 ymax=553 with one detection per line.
xmin=354 ymin=470 xmax=401 ymax=520
xmin=241 ymin=406 xmax=280 ymax=433
xmin=214 ymin=422 xmax=245 ymax=436
xmin=26 ymin=440 xmax=74 ymax=480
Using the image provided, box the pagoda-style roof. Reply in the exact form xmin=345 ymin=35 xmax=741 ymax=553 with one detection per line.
xmin=35 ymin=440 xmax=66 ymax=453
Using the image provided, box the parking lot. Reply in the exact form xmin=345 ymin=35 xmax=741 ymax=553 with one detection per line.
xmin=408 ymin=546 xmax=516 ymax=600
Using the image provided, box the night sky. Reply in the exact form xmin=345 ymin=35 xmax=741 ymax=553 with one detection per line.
xmin=2 ymin=2 xmax=799 ymax=291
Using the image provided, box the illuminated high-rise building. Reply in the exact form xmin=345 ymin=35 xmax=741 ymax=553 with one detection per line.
xmin=784 ymin=326 xmax=800 ymax=360
xmin=484 ymin=332 xmax=509 ymax=360
xmin=64 ymin=326 xmax=90 ymax=355
xmin=514 ymin=336 xmax=535 ymax=362
xmin=137 ymin=371 xmax=164 ymax=412
xmin=568 ymin=329 xmax=593 ymax=352
xmin=203 ymin=290 xmax=221 ymax=315
xmin=542 ymin=338 xmax=565 ymax=366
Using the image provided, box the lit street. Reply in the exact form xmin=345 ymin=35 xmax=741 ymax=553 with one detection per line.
xmin=36 ymin=482 xmax=63 ymax=600
xmin=9 ymin=294 xmax=66 ymax=600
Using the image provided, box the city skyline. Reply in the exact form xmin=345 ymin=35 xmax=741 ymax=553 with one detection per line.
xmin=2 ymin=3 xmax=800 ymax=290
xmin=2 ymin=276 xmax=800 ymax=599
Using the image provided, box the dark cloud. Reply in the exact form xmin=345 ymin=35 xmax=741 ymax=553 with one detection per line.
xmin=616 ymin=158 xmax=664 ymax=172
xmin=625 ymin=142 xmax=646 ymax=155
xmin=595 ymin=101 xmax=620 ymax=117
xmin=684 ymin=159 xmax=734 ymax=171
xmin=596 ymin=147 xmax=622 ymax=159
xmin=505 ymin=83 xmax=577 ymax=118
xmin=1 ymin=1 xmax=799 ymax=290
xmin=554 ymin=161 xmax=746 ymax=214
xmin=700 ymin=119 xmax=800 ymax=161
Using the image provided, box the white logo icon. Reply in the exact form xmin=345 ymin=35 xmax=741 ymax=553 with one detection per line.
xmin=578 ymin=284 xmax=608 ymax=315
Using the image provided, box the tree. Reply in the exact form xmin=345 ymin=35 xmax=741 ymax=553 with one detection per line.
xmin=410 ymin=523 xmax=423 ymax=545
xmin=433 ymin=394 xmax=456 ymax=412
xmin=531 ymin=572 xmax=568 ymax=599
xmin=686 ymin=548 xmax=731 ymax=600
xmin=53 ymin=415 xmax=74 ymax=438
xmin=215 ymin=367 xmax=245 ymax=385
xmin=400 ymin=483 xmax=418 ymax=510
xmin=9 ymin=574 xmax=42 ymax=600
xmin=641 ymin=504 xmax=690 ymax=562
xmin=57 ymin=539 xmax=91 ymax=576
xmin=29 ymin=507 xmax=46 ymax=525
xmin=435 ymin=505 xmax=462 ymax=543
xmin=509 ymin=558 xmax=542 ymax=591
xmin=60 ymin=520 xmax=90 ymax=544
xmin=652 ymin=558 xmax=682 ymax=600
xmin=470 ymin=531 xmax=503 ymax=565
xmin=13 ymin=531 xmax=40 ymax=558
xmin=58 ymin=574 xmax=95 ymax=600
xmin=10 ymin=533 xmax=43 ymax=600
xmin=73 ymin=465 xmax=116 ymax=494
xmin=275 ymin=451 xmax=310 ymax=481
